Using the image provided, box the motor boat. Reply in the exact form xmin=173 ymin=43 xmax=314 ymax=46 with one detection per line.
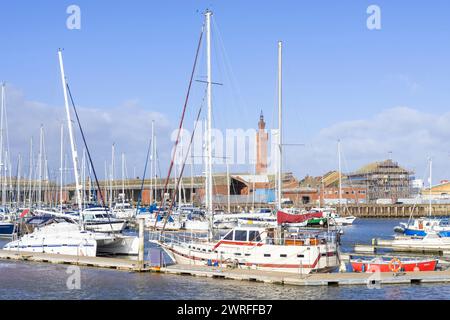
xmin=351 ymin=256 xmax=438 ymax=272
xmin=112 ymin=202 xmax=136 ymax=220
xmin=395 ymin=217 xmax=450 ymax=237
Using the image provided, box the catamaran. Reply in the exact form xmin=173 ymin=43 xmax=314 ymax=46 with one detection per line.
xmin=3 ymin=50 xmax=139 ymax=257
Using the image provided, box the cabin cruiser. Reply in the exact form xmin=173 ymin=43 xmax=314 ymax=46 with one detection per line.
xmin=151 ymin=225 xmax=340 ymax=274
xmin=3 ymin=216 xmax=138 ymax=257
xmin=0 ymin=213 xmax=16 ymax=238
xmin=387 ymin=232 xmax=450 ymax=252
xmin=144 ymin=212 xmax=182 ymax=231
xmin=313 ymin=207 xmax=357 ymax=226
xmin=112 ymin=202 xmax=136 ymax=220
xmin=394 ymin=217 xmax=450 ymax=237
xmin=183 ymin=210 xmax=210 ymax=231
xmin=80 ymin=207 xmax=127 ymax=233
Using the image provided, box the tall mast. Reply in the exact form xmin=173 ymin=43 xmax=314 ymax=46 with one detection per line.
xmin=154 ymin=135 xmax=157 ymax=203
xmin=206 ymin=10 xmax=213 ymax=214
xmin=60 ymin=123 xmax=64 ymax=212
xmin=277 ymin=41 xmax=283 ymax=211
xmin=17 ymin=154 xmax=21 ymax=207
xmin=338 ymin=140 xmax=342 ymax=213
xmin=150 ymin=121 xmax=154 ymax=204
xmin=0 ymin=83 xmax=4 ymax=208
xmin=58 ymin=49 xmax=83 ymax=219
xmin=110 ymin=143 xmax=115 ymax=209
xmin=38 ymin=125 xmax=43 ymax=209
xmin=429 ymin=157 xmax=432 ymax=217
xmin=28 ymin=138 xmax=33 ymax=208
xmin=122 ymin=152 xmax=125 ymax=206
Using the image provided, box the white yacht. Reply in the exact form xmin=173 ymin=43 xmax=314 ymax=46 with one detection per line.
xmin=152 ymin=226 xmax=339 ymax=274
xmin=3 ymin=216 xmax=138 ymax=257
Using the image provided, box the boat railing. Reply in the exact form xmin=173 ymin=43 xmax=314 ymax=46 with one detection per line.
xmin=149 ymin=231 xmax=209 ymax=246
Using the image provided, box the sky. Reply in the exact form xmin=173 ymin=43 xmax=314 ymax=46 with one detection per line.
xmin=1 ymin=0 xmax=450 ymax=184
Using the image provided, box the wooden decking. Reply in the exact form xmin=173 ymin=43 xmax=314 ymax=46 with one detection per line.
xmin=0 ymin=249 xmax=147 ymax=271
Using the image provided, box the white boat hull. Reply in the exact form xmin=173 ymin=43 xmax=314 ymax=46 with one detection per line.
xmin=159 ymin=240 xmax=338 ymax=274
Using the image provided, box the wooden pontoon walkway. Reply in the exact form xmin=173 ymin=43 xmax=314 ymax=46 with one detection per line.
xmin=3 ymin=249 xmax=450 ymax=286
xmin=0 ymin=249 xmax=148 ymax=271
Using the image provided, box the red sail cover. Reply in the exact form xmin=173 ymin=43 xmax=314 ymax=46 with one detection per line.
xmin=277 ymin=210 xmax=324 ymax=225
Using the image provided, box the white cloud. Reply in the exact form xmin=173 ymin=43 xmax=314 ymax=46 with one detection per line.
xmin=2 ymin=85 xmax=172 ymax=181
xmin=286 ymin=106 xmax=450 ymax=182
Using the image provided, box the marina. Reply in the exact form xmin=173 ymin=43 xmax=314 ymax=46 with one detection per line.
xmin=1 ymin=1 xmax=450 ymax=303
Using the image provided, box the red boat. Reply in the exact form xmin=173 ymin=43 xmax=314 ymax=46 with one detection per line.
xmin=351 ymin=257 xmax=438 ymax=273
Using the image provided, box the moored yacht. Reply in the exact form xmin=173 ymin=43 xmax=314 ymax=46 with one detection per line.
xmin=151 ymin=225 xmax=340 ymax=273
xmin=3 ymin=216 xmax=138 ymax=256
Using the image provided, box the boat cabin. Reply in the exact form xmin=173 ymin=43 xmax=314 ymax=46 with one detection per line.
xmin=221 ymin=227 xmax=267 ymax=243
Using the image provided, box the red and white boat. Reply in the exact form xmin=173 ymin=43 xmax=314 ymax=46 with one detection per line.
xmin=151 ymin=226 xmax=340 ymax=274
xmin=351 ymin=256 xmax=438 ymax=273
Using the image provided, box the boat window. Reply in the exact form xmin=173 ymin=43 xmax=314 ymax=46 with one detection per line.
xmin=280 ymin=254 xmax=287 ymax=258
xmin=248 ymin=231 xmax=261 ymax=242
xmin=234 ymin=230 xmax=248 ymax=242
xmin=223 ymin=231 xmax=233 ymax=241
xmin=297 ymin=254 xmax=304 ymax=258
xmin=264 ymin=254 xmax=271 ymax=257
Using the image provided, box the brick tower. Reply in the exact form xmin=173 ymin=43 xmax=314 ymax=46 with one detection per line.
xmin=256 ymin=111 xmax=268 ymax=175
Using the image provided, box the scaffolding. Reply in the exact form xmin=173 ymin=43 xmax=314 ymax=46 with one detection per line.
xmin=347 ymin=159 xmax=413 ymax=203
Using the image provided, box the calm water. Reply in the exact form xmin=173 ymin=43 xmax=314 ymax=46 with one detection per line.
xmin=2 ymin=218 xmax=450 ymax=300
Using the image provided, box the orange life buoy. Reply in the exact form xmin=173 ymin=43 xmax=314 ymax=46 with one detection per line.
xmin=389 ymin=258 xmax=402 ymax=272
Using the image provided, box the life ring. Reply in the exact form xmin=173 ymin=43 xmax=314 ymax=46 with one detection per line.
xmin=389 ymin=258 xmax=402 ymax=272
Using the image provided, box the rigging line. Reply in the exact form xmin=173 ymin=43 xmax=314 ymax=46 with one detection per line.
xmin=66 ymin=83 xmax=114 ymax=231
xmin=160 ymin=97 xmax=205 ymax=234
xmin=154 ymin=25 xmax=204 ymax=226
xmin=159 ymin=87 xmax=207 ymax=230
xmin=135 ymin=137 xmax=152 ymax=217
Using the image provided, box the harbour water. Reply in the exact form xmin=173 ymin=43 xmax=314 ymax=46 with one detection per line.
xmin=1 ymin=218 xmax=450 ymax=300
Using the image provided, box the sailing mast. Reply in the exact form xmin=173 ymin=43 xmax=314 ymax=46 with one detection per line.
xmin=60 ymin=123 xmax=64 ymax=212
xmin=277 ymin=41 xmax=283 ymax=211
xmin=0 ymin=83 xmax=4 ymax=208
xmin=110 ymin=143 xmax=115 ymax=209
xmin=58 ymin=50 xmax=83 ymax=223
xmin=338 ymin=140 xmax=342 ymax=214
xmin=28 ymin=138 xmax=33 ymax=208
xmin=150 ymin=121 xmax=154 ymax=204
xmin=38 ymin=125 xmax=43 ymax=209
xmin=429 ymin=157 xmax=432 ymax=217
xmin=205 ymin=10 xmax=214 ymax=239
xmin=121 ymin=152 xmax=125 ymax=207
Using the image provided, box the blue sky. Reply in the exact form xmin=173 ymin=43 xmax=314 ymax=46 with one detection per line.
xmin=1 ymin=0 xmax=450 ymax=183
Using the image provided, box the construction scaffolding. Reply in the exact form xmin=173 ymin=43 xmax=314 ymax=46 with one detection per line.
xmin=346 ymin=159 xmax=414 ymax=203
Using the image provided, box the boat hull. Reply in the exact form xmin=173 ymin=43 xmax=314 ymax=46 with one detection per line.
xmin=351 ymin=259 xmax=437 ymax=273
xmin=0 ymin=223 xmax=15 ymax=237
xmin=159 ymin=241 xmax=339 ymax=274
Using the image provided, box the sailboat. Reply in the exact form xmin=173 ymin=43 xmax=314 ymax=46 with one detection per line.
xmin=151 ymin=12 xmax=340 ymax=274
xmin=4 ymin=50 xmax=138 ymax=257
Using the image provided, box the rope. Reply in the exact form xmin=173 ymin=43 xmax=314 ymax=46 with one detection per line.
xmin=66 ymin=83 xmax=115 ymax=233
xmin=154 ymin=25 xmax=204 ymax=229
